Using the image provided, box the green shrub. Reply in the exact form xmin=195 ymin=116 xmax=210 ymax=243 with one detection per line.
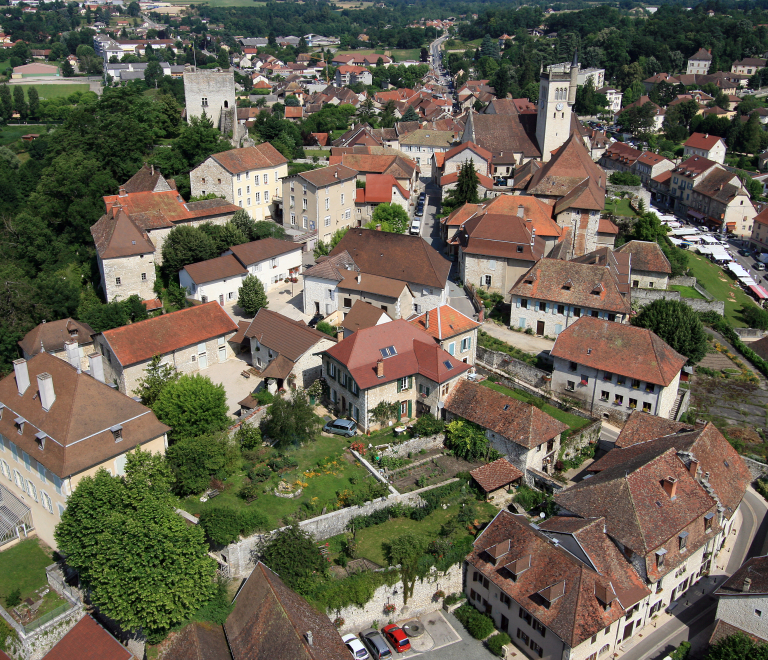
xmin=238 ymin=480 xmax=261 ymax=501
xmin=239 ymin=507 xmax=269 ymax=535
xmin=670 ymin=641 xmax=691 ymax=660
xmin=249 ymin=465 xmax=272 ymax=483
xmin=316 ymin=321 xmax=337 ymax=338
xmin=0 ymin=616 xmax=17 ymax=651
xmin=444 ymin=592 xmax=465 ymax=606
xmin=192 ymin=575 xmax=233 ymax=624
xmin=255 ymin=389 xmax=274 ymax=405
xmin=5 ymin=588 xmax=20 ymax=609
xmin=198 ymin=507 xmax=242 ymax=545
xmin=514 ymin=485 xmax=545 ymax=511
xmin=454 ymin=604 xmax=495 ymax=639
xmin=756 ymin=478 xmax=768 ymax=502
xmin=487 ymin=632 xmax=511 ymax=656
xmin=412 ymin=413 xmax=444 ymax=437
xmin=236 ymin=424 xmax=262 ymax=449
xmin=609 ymin=171 xmax=641 ymax=186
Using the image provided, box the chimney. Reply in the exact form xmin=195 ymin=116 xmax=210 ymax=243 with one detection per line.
xmin=662 ymin=476 xmax=677 ymax=500
xmin=744 ymin=577 xmax=752 ymax=593
xmin=150 ymin=163 xmax=154 ymax=176
xmin=13 ymin=359 xmax=30 ymax=396
xmin=689 ymin=458 xmax=699 ymax=477
xmin=119 ymin=185 xmax=127 ymax=197
xmin=88 ymin=353 xmax=105 ymax=383
xmin=375 ymin=224 xmax=382 ymax=231
xmin=336 ymin=329 xmax=344 ymax=342
xmin=306 ymin=631 xmax=313 ymax=647
xmin=425 ymin=310 xmax=430 ymax=329
xmin=37 ymin=373 xmax=55 ymax=411
xmin=64 ymin=341 xmax=80 ymax=369
xmin=376 ymin=358 xmax=384 ymax=378
xmin=517 ymin=204 xmax=524 ymax=218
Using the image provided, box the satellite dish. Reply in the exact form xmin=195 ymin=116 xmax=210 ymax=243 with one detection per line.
xmin=437 ymin=401 xmax=445 ymax=409
xmin=539 ymin=512 xmax=546 ymax=519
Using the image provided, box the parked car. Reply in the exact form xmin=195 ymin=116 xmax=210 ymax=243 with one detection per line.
xmin=382 ymin=625 xmax=411 ymax=653
xmin=756 ymin=262 xmax=766 ymax=271
xmin=415 ymin=206 xmax=424 ymax=217
xmin=739 ymin=248 xmax=752 ymax=257
xmin=410 ymin=219 xmax=422 ymax=235
xmin=360 ymin=629 xmax=393 ymax=660
xmin=323 ymin=418 xmax=358 ymax=437
xmin=308 ymin=313 xmax=323 ymax=328
xmin=342 ymin=634 xmax=370 ymax=660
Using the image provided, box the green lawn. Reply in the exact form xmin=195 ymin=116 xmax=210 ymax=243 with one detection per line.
xmin=0 ymin=124 xmax=46 ymax=146
xmin=481 ymin=380 xmax=591 ymax=431
xmin=178 ymin=434 xmax=374 ymax=531
xmin=685 ymin=251 xmax=757 ymax=327
xmin=346 ymin=501 xmax=496 ymax=566
xmin=604 ymin=198 xmax=638 ymax=217
xmin=669 ymin=284 xmax=705 ymax=300
xmin=0 ymin=539 xmax=54 ymax=605
xmin=307 ymin=149 xmax=331 ymax=159
xmin=12 ymin=83 xmax=90 ymax=100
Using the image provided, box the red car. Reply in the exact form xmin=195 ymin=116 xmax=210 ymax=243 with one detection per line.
xmin=382 ymin=624 xmax=411 ymax=653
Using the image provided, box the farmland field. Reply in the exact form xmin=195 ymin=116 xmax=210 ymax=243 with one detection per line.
xmin=11 ymin=83 xmax=90 ymax=99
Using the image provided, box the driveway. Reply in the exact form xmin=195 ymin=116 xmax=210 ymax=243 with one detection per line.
xmin=222 ymin=281 xmax=309 ymax=326
xmin=201 ymin=353 xmax=258 ymax=418
xmin=480 ymin=322 xmax=555 ymax=355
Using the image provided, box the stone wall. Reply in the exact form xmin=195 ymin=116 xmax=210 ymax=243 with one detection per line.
xmin=334 ymin=563 xmax=464 ymax=634
xmin=100 ymin=252 xmax=157 ymax=304
xmin=670 ymin=276 xmax=696 ymax=287
xmin=605 ymin=184 xmax=651 ymax=210
xmin=559 ymin=420 xmax=602 ymax=461
xmin=476 ymin=345 xmax=551 ymax=389
xmin=377 ymin=434 xmax=445 ymax=458
xmin=631 ymin=288 xmax=724 ymax=315
xmin=221 ymin=479 xmax=459 ymax=578
xmin=743 ymin=456 xmax=768 ymax=481
xmin=735 ymin=328 xmax=768 ymax=340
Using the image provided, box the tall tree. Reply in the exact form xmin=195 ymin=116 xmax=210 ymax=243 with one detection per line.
xmin=12 ymin=86 xmax=26 ymax=120
xmin=55 ymin=449 xmax=216 ymax=642
xmin=134 ymin=355 xmax=180 ymax=407
xmin=401 ymin=105 xmax=419 ymax=122
xmin=480 ymin=34 xmax=499 ymax=60
xmin=368 ymin=202 xmax=410 ymax=233
xmin=26 ymin=87 xmax=39 ymax=120
xmin=631 ymin=299 xmax=707 ymax=364
xmin=237 ymin=274 xmax=268 ymax=316
xmin=441 ymin=160 xmax=480 ymax=215
xmin=262 ymin=389 xmax=321 ymax=449
xmin=153 ymin=374 xmax=229 ymax=441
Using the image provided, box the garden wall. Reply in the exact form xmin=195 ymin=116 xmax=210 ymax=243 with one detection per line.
xmin=670 ymin=276 xmax=697 ymax=287
xmin=222 ymin=479 xmax=460 ymax=578
xmin=376 ymin=434 xmax=445 ymax=458
xmin=631 ymin=288 xmax=724 ymax=314
xmin=559 ymin=420 xmax=602 ymax=461
xmin=476 ymin=346 xmax=550 ymax=389
xmin=742 ymin=456 xmax=768 ymax=481
xmin=735 ymin=328 xmax=768 ymax=340
xmin=335 ymin=563 xmax=464 ymax=634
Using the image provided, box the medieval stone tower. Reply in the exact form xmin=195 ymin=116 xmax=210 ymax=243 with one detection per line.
xmin=535 ymin=52 xmax=579 ymax=162
xmin=183 ymin=65 xmax=247 ymax=147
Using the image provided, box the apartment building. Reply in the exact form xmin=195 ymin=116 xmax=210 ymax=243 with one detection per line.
xmin=683 ymin=133 xmax=727 ymax=164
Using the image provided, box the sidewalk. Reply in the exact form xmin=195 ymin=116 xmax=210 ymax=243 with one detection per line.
xmin=480 ymin=321 xmax=555 ymax=355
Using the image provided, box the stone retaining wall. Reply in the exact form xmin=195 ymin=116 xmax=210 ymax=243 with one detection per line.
xmin=735 ymin=328 xmax=768 ymax=339
xmin=334 ymin=563 xmax=464 ymax=634
xmin=559 ymin=420 xmax=602 ymax=461
xmin=631 ymin=288 xmax=724 ymax=315
xmin=670 ymin=276 xmax=697 ymax=287
xmin=222 ymin=479 xmax=460 ymax=578
xmin=377 ymin=434 xmax=445 ymax=458
xmin=743 ymin=456 xmax=768 ymax=481
xmin=476 ymin=345 xmax=550 ymax=389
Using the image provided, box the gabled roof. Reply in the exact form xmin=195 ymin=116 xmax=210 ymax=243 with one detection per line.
xmin=182 ymin=254 xmax=247 ymax=284
xmin=341 ymin=300 xmax=391 ymax=334
xmin=330 ymin=153 xmax=417 ymax=179
xmin=445 ymin=380 xmax=567 ymax=448
xmin=324 ymin=319 xmax=469 ymax=390
xmin=225 ymin=562 xmax=350 ymax=660
xmin=453 ymin=212 xmax=545 ymax=262
xmin=291 ymin=164 xmax=359 ymax=187
xmin=444 ymin=140 xmax=492 ymax=163
xmin=44 ymin=615 xmax=133 ymax=660
xmin=337 ymin=271 xmax=410 ymax=299
xmin=440 ymin=170 xmax=495 ymax=189
xmin=0 ymin=353 xmax=170 ymax=478
xmin=469 ymin=511 xmax=646 ymax=648
xmin=527 ymin=133 xmax=606 ymax=211
xmin=482 ymin=195 xmax=563 ymax=238
xmin=615 ymin=240 xmax=672 ymax=274
xmin=690 ymin=47 xmax=713 ymax=61
xmin=122 ymin=164 xmax=174 ymax=193
xmin=440 ymin=202 xmax=483 ymax=227
xmin=510 ymin=258 xmax=630 ymax=314
xmin=615 ymin=410 xmax=694 ymax=448
xmin=228 ymin=237 xmax=301 ymax=266
xmin=19 ymin=319 xmax=95 ymax=356
xmin=91 ymin=208 xmax=156 ymax=259
xmin=101 ymin=302 xmax=238 ymax=367
xmin=358 ymin=173 xmax=410 ymax=203
xmin=243 ymin=308 xmax=330 ymax=361
xmin=407 ymin=305 xmax=479 ymax=340
xmin=330 ymin=228 xmax=451 ymax=289
xmin=303 ymin=251 xmax=358 ymax=282
xmin=470 ymin=457 xmax=523 ymax=492
xmin=209 ymin=143 xmax=288 ymax=174
xmin=716 ymin=556 xmax=768 ymax=597
xmin=462 ymin=110 xmax=541 ymax=159
xmin=550 ymin=316 xmax=686 ymax=385
xmin=684 ymin=132 xmax=725 ymax=150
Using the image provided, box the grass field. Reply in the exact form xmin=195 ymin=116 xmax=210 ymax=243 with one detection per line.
xmin=0 ymin=539 xmax=54 ymax=605
xmin=334 ymin=48 xmax=424 ymax=63
xmin=669 ymin=284 xmax=705 ymax=299
xmin=0 ymin=124 xmax=46 ymax=146
xmin=604 ymin=198 xmax=638 ymax=217
xmin=481 ymin=380 xmax=591 ymax=431
xmin=12 ymin=84 xmax=90 ymax=100
xmin=686 ymin=251 xmax=756 ymax=327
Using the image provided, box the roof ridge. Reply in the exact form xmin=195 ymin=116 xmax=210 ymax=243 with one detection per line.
xmin=624 ymin=474 xmax=648 ymax=554
xmin=647 ymin=327 xmax=666 ymax=385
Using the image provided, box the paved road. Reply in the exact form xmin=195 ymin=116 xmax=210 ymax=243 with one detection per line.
xmin=620 ymin=488 xmax=767 ymax=660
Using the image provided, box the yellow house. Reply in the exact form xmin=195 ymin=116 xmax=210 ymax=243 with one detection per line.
xmin=0 ymin=352 xmax=170 ymax=550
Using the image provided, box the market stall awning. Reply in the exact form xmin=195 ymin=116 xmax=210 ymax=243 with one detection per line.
xmin=750 ymin=284 xmax=768 ymax=299
xmin=687 ymin=210 xmax=705 ymax=219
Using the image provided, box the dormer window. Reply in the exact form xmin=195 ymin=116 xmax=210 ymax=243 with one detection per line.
xmin=655 ymin=548 xmax=666 ymax=568
xmin=111 ymin=424 xmax=123 ymax=442
xmin=517 ymin=245 xmax=524 ymax=253
xmin=14 ymin=417 xmax=24 ymax=435
xmin=679 ymin=531 xmax=688 ymax=551
xmin=35 ymin=431 xmax=46 ymax=451
xmin=595 ymin=582 xmax=616 ymax=611
xmin=69 ymin=329 xmax=78 ymax=337
xmin=591 ymin=283 xmax=603 ymax=295
xmin=502 ymin=554 xmax=531 ymax=580
xmin=562 ymin=279 xmax=572 ymax=290
xmin=485 ymin=540 xmax=510 ymax=565
xmin=538 ymin=580 xmax=565 ymax=608
xmin=705 ymin=512 xmax=714 ymax=531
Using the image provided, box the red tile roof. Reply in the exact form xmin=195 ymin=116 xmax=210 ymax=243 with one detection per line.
xmin=359 ymin=173 xmax=410 ymax=203
xmin=440 ymin=170 xmax=495 ymax=189
xmin=597 ymin=218 xmax=619 ymax=234
xmin=210 ymin=143 xmax=287 ymax=174
xmin=228 ymin=237 xmax=301 ymax=266
xmin=324 ymin=319 xmax=469 ymax=390
xmin=44 ymin=615 xmax=132 ymax=660
xmin=684 ymin=132 xmax=724 ymax=150
xmin=615 ymin=240 xmax=672 ymax=274
xmin=142 ymin=298 xmax=163 ymax=311
xmin=453 ymin=212 xmax=545 ymax=262
xmin=444 ymin=140 xmax=492 ymax=163
xmin=614 ymin=410 xmax=693 ymax=448
xmin=470 ymin=457 xmax=523 ymax=492
xmin=284 ymin=106 xmax=304 ymax=119
xmin=101 ymin=302 xmax=238 ymax=367
xmin=440 ymin=202 xmax=483 ymax=227
xmin=407 ymin=305 xmax=479 ymax=340
xmin=445 ymin=380 xmax=567 ymax=448
xmin=243 ymin=309 xmax=330 ymax=361
xmin=342 ymin=300 xmax=391 ymax=334
xmin=182 ymin=254 xmax=247 ymax=284
xmin=551 ymin=316 xmax=686 ymax=385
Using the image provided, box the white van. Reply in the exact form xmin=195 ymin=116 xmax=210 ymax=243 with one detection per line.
xmin=409 ymin=219 xmax=421 ymax=235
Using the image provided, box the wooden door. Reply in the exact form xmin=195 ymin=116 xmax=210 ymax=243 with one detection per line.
xmin=536 ymin=320 xmax=545 ymax=336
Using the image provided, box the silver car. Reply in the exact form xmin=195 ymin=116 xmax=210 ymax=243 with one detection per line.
xmin=342 ymin=633 xmax=370 ymax=660
xmin=360 ymin=629 xmax=392 ymax=660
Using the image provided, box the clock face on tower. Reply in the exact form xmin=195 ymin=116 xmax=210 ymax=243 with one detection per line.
xmin=556 ymin=102 xmax=564 ymax=111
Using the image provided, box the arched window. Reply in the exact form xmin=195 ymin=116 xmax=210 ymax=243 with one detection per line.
xmin=599 ymin=645 xmax=610 ymax=656
xmin=224 ymin=100 xmax=229 ymax=108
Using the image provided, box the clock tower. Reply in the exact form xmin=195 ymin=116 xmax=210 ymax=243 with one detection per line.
xmin=535 ymin=52 xmax=579 ymax=162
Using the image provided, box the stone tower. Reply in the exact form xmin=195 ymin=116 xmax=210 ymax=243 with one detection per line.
xmin=535 ymin=51 xmax=579 ymax=162
xmin=183 ymin=65 xmax=245 ymax=146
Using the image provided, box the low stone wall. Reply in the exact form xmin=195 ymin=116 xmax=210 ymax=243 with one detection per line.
xmin=476 ymin=345 xmax=550 ymax=389
xmin=222 ymin=479 xmax=460 ymax=578
xmin=670 ymin=276 xmax=697 ymax=287
xmin=377 ymin=434 xmax=445 ymax=458
xmin=606 ymin=184 xmax=651 ymax=211
xmin=335 ymin=563 xmax=464 ymax=634
xmin=743 ymin=456 xmax=768 ymax=481
xmin=631 ymin=288 xmax=724 ymax=315
xmin=735 ymin=328 xmax=768 ymax=340
xmin=559 ymin=420 xmax=601 ymax=461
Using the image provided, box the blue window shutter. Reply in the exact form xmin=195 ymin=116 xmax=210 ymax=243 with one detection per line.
xmin=468 ymin=336 xmax=472 ymax=350
xmin=516 ymin=298 xmax=520 ymax=308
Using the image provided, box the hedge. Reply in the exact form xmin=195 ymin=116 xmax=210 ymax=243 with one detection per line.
xmin=487 ymin=632 xmax=512 ymax=656
xmin=454 ymin=603 xmax=496 ymax=639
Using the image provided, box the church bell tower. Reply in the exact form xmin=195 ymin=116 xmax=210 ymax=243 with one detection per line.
xmin=535 ymin=51 xmax=579 ymax=162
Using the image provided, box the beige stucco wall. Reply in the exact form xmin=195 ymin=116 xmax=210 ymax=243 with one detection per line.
xmin=283 ymin=175 xmax=357 ymax=242
xmin=630 ymin=270 xmax=669 ymax=290
xmin=461 ymin=253 xmax=533 ymax=301
xmin=438 ymin=328 xmax=478 ymax=366
xmin=337 ymin=286 xmax=414 ymax=320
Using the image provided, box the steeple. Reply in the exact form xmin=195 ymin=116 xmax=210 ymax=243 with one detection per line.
xmin=464 ymin=107 xmax=476 ymax=144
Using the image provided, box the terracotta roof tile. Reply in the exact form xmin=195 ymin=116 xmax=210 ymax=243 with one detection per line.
xmin=709 ymin=619 xmax=768 ymax=646
xmin=598 ymin=218 xmax=619 ymax=234
xmin=614 ymin=410 xmax=693 ymax=448
xmin=440 ymin=170 xmax=495 ymax=189
xmin=470 ymin=458 xmax=523 ymax=491
xmin=445 ymin=380 xmax=567 ymax=448
xmin=716 ymin=556 xmax=768 ymax=596
xmin=464 ymin=111 xmax=541 ymax=159
xmin=44 ymin=615 xmax=132 ymax=660
xmin=453 ymin=213 xmax=546 ymax=262
xmin=342 ymin=300 xmax=391 ymax=333
xmin=337 ymin=271 xmax=410 ymax=299
xmin=684 ymin=132 xmax=724 ymax=150
xmin=615 ymin=240 xmax=672 ymax=274
xmin=101 ymin=302 xmax=238 ymax=367
xmin=550 ymin=317 xmax=686 ymax=384
xmin=228 ymin=237 xmax=301 ymax=266
xmin=303 ymin=251 xmax=358 ymax=282
xmin=210 ymin=144 xmax=288 ymax=174
xmin=243 ymin=309 xmax=330 ymax=361
xmin=293 ymin=164 xmax=358 ymax=187
xmin=407 ymin=305 xmax=479 ymax=340
xmin=182 ymin=254 xmax=247 ymax=285
xmin=360 ymin=173 xmax=410 ymax=203
xmin=18 ymin=319 xmax=95 ymax=356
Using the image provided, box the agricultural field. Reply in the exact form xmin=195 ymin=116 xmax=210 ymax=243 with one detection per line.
xmin=11 ymin=84 xmax=90 ymax=99
xmin=0 ymin=124 xmax=46 ymax=146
